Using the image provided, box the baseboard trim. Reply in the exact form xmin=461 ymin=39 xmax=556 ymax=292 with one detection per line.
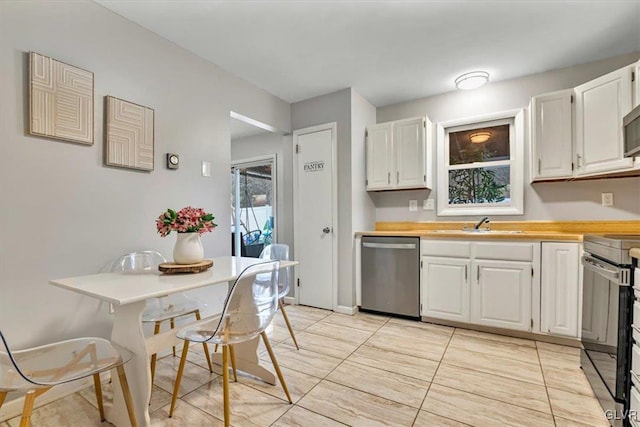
xmin=421 ymin=316 xmax=580 ymax=347
xmin=283 ymin=296 xmax=295 ymax=305
xmin=0 ymin=376 xmax=95 ymax=421
xmin=335 ymin=305 xmax=358 ymax=315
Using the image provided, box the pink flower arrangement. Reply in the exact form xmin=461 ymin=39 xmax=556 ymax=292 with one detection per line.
xmin=156 ymin=206 xmax=217 ymax=237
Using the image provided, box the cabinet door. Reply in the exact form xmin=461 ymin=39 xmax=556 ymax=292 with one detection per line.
xmin=540 ymin=243 xmax=580 ymax=337
xmin=421 ymin=256 xmax=470 ymax=322
xmin=471 ymin=260 xmax=532 ymax=331
xmin=394 ymin=117 xmax=426 ymax=189
xmin=575 ymin=65 xmax=634 ymax=175
xmin=634 ymin=60 xmax=640 ymax=109
xmin=366 ymin=123 xmax=394 ymax=190
xmin=530 ymin=90 xmax=574 ymax=181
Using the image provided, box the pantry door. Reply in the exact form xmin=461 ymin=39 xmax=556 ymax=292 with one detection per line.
xmin=293 ymin=123 xmax=336 ymax=311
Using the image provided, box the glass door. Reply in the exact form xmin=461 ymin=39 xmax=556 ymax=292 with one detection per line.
xmin=231 ymin=156 xmax=276 ymax=258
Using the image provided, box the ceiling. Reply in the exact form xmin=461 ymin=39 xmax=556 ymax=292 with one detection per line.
xmin=96 ymin=0 xmax=640 ymax=107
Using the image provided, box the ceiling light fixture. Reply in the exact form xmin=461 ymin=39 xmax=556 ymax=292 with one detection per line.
xmin=469 ymin=131 xmax=492 ymax=144
xmin=455 ymin=71 xmax=490 ymax=90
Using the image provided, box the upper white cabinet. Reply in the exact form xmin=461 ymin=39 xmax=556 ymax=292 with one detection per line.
xmin=634 ymin=60 xmax=640 ymax=108
xmin=540 ymin=242 xmax=580 ymax=337
xmin=530 ymin=89 xmax=574 ymax=181
xmin=366 ymin=116 xmax=432 ymax=191
xmin=366 ymin=123 xmax=394 ymax=190
xmin=530 ymin=63 xmax=637 ymax=182
xmin=575 ymin=65 xmax=634 ymax=175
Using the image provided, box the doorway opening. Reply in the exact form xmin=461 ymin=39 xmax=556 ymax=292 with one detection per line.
xmin=230 ymin=111 xmax=283 ymax=258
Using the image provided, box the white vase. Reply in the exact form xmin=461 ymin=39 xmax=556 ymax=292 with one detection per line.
xmin=173 ymin=232 xmax=204 ymax=264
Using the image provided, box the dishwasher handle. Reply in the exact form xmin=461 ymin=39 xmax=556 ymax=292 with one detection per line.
xmin=362 ymin=242 xmax=417 ymax=250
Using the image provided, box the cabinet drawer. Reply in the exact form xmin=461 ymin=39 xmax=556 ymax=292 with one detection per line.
xmin=635 ymin=302 xmax=640 ymax=330
xmin=636 ymin=267 xmax=640 ymax=287
xmin=474 ymin=242 xmax=534 ymax=262
xmin=421 ymin=240 xmax=471 ymax=258
xmin=634 ymin=326 xmax=640 ymax=344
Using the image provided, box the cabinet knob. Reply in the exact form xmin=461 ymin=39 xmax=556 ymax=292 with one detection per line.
xmin=322 ymin=227 xmax=331 ymax=234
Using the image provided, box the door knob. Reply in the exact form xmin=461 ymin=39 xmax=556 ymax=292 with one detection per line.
xmin=322 ymin=227 xmax=331 ymax=234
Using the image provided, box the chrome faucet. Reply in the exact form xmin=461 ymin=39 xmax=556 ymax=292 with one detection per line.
xmin=474 ymin=216 xmax=490 ymax=230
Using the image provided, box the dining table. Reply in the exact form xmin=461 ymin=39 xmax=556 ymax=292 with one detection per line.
xmin=50 ymin=255 xmax=297 ymax=427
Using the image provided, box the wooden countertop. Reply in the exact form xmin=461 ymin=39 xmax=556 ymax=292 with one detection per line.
xmin=631 ymin=248 xmax=640 ymax=259
xmin=355 ymin=230 xmax=583 ymax=241
xmin=355 ymin=220 xmax=640 ymax=242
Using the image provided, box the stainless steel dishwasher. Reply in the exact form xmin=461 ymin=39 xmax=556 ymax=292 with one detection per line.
xmin=361 ymin=236 xmax=420 ymax=318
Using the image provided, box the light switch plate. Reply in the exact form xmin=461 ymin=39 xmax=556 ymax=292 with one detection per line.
xmin=601 ymin=192 xmax=614 ymax=206
xmin=424 ymin=199 xmax=435 ymax=210
xmin=201 ymin=161 xmax=211 ymax=177
xmin=409 ymin=200 xmax=418 ymax=212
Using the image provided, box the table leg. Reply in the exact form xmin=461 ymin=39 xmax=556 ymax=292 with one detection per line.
xmin=211 ymin=336 xmax=276 ymax=385
xmin=109 ymin=301 xmax=150 ymax=427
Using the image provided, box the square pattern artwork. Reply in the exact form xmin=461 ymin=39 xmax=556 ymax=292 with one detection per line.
xmin=104 ymin=96 xmax=154 ymax=171
xmin=29 ymin=52 xmax=94 ymax=145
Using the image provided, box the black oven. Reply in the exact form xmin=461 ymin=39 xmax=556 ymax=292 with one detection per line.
xmin=581 ymin=235 xmax=640 ymax=427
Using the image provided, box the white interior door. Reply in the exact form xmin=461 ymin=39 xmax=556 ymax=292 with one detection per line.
xmin=294 ymin=123 xmax=336 ymax=310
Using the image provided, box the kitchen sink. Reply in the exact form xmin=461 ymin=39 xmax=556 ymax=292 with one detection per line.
xmin=432 ymin=229 xmax=524 ymax=234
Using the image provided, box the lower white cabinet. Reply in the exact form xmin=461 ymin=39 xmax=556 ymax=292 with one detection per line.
xmin=540 ymin=242 xmax=581 ymax=337
xmin=420 ymin=240 xmax=535 ymax=333
xmin=421 ymin=256 xmax=470 ymax=322
xmin=471 ymin=260 xmax=532 ymax=331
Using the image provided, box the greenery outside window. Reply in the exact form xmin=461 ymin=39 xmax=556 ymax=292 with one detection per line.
xmin=436 ymin=109 xmax=524 ymax=216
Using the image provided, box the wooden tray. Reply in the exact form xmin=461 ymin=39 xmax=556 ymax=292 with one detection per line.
xmin=158 ymin=260 xmax=213 ymax=274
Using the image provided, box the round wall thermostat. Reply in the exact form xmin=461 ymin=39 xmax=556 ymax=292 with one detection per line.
xmin=166 ymin=153 xmax=179 ymax=169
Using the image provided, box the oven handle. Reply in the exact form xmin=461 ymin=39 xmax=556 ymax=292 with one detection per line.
xmin=581 ymin=255 xmax=620 ymax=281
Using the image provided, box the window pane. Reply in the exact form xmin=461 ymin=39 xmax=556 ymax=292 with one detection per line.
xmin=449 ymin=124 xmax=510 ymax=165
xmin=448 ymin=166 xmax=510 ymax=205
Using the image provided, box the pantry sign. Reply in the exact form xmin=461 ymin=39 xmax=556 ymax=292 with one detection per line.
xmin=304 ymin=160 xmax=325 ymax=172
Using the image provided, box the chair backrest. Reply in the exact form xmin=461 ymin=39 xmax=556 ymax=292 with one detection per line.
xmin=103 ymin=250 xmax=166 ymax=273
xmin=201 ymin=261 xmax=280 ymax=344
xmin=259 ymin=244 xmax=290 ymax=297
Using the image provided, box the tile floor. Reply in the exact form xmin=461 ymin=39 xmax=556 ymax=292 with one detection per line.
xmin=2 ymin=305 xmax=610 ymax=427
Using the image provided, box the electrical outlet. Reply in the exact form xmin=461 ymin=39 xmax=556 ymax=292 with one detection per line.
xmin=601 ymin=193 xmax=614 ymax=206
xmin=424 ymin=199 xmax=435 ymax=210
xmin=409 ymin=200 xmax=418 ymax=212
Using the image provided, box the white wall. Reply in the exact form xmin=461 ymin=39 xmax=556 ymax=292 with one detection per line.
xmin=230 ymin=132 xmax=294 ymax=256
xmin=375 ymin=52 xmax=640 ymax=222
xmin=350 ymin=91 xmax=376 ymax=303
xmin=0 ymin=0 xmax=290 ymax=348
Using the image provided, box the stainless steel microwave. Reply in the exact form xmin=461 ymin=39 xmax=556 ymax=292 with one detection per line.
xmin=624 ymin=103 xmax=640 ymax=157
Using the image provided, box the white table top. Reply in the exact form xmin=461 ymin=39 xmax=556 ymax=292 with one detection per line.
xmin=50 ymin=256 xmax=297 ymax=306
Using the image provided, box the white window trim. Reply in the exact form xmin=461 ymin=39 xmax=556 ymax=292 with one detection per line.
xmin=436 ymin=109 xmax=525 ymax=216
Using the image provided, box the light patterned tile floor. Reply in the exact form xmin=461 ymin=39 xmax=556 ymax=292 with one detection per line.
xmin=3 ymin=305 xmax=610 ymax=427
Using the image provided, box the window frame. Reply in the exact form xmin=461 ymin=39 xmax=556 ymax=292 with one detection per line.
xmin=436 ymin=109 xmax=525 ymax=216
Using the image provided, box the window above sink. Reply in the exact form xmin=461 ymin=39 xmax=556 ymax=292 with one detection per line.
xmin=436 ymin=109 xmax=525 ymax=217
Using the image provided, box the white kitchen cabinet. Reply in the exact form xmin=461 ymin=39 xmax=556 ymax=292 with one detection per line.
xmin=634 ymin=60 xmax=640 ymax=109
xmin=471 ymin=260 xmax=532 ymax=331
xmin=540 ymin=242 xmax=580 ymax=337
xmin=574 ymin=65 xmax=634 ymax=175
xmin=366 ymin=116 xmax=432 ymax=191
xmin=421 ymin=256 xmax=470 ymax=322
xmin=365 ymin=123 xmax=394 ymax=190
xmin=530 ymin=89 xmax=574 ymax=181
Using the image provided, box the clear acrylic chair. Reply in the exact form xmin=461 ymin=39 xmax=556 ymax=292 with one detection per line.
xmin=104 ymin=250 xmax=213 ymax=382
xmin=0 ymin=331 xmax=138 ymax=427
xmin=259 ymin=244 xmax=299 ymax=349
xmin=168 ymin=261 xmax=292 ymax=425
